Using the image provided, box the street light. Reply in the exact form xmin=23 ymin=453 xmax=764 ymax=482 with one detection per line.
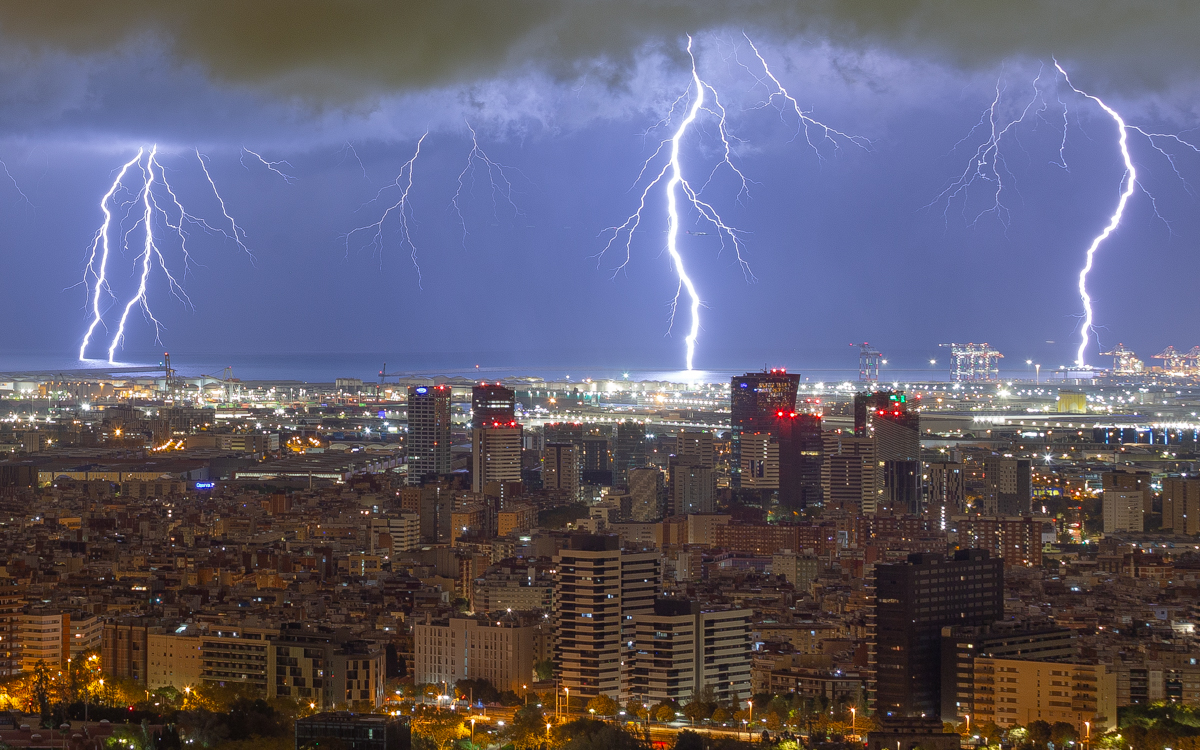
xmin=748 ymin=700 xmax=753 ymax=742
xmin=850 ymin=707 xmax=856 ymax=739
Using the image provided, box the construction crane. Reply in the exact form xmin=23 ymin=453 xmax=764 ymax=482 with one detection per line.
xmin=939 ymin=343 xmax=1004 ymax=382
xmin=1152 ymin=346 xmax=1186 ymax=374
xmin=853 ymin=342 xmax=882 ymax=382
xmin=1099 ymin=343 xmax=1144 ymax=374
xmin=378 ymin=362 xmax=409 ymax=384
xmin=162 ymin=352 xmax=175 ymax=391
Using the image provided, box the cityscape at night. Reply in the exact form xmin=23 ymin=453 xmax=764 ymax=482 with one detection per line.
xmin=1 ymin=5 xmax=1200 ymax=750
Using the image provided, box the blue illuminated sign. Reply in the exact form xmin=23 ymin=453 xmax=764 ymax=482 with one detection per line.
xmin=195 ymin=482 xmax=215 ymax=490
xmin=415 ymin=386 xmax=428 ymax=394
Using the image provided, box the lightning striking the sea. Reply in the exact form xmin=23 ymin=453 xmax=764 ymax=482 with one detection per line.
xmin=601 ymin=36 xmax=866 ymax=370
xmin=933 ymin=62 xmax=1200 ymax=367
xmin=1054 ymin=63 xmax=1137 ymax=368
xmin=78 ymin=147 xmax=262 ymax=363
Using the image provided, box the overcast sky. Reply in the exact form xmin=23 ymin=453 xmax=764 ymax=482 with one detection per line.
xmin=1 ymin=2 xmax=1199 ymax=375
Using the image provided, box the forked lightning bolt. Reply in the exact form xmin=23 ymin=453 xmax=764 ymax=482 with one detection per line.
xmin=932 ymin=62 xmax=1200 ymax=367
xmin=79 ymin=147 xmax=262 ymax=362
xmin=345 ymin=124 xmax=521 ymax=283
xmin=345 ymin=133 xmax=427 ymax=285
xmin=1054 ymin=63 xmax=1136 ymax=368
xmin=602 ymin=35 xmax=866 ymax=370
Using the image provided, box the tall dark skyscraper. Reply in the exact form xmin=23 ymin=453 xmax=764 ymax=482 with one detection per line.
xmin=776 ymin=412 xmax=824 ymax=512
xmin=471 ymin=383 xmax=515 ymax=427
xmin=407 ymin=384 xmax=451 ymax=485
xmin=870 ymin=550 xmax=1004 ymax=718
xmin=730 ymin=369 xmax=800 ymax=491
xmin=854 ymin=391 xmax=921 ymax=514
xmin=613 ymin=420 xmax=647 ymax=486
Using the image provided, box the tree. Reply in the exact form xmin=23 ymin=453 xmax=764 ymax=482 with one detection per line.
xmin=554 ymin=719 xmax=645 ymax=750
xmin=1050 ymin=722 xmax=1078 ymax=747
xmin=178 ymin=710 xmax=230 ymax=748
xmin=655 ymin=703 xmax=677 ymax=723
xmin=503 ymin=705 xmax=549 ymax=750
xmin=412 ymin=712 xmax=467 ymax=750
xmin=711 ymin=708 xmax=730 ymax=724
xmin=675 ymin=730 xmax=704 ymax=750
xmin=682 ymin=701 xmax=712 ymax=724
xmin=586 ymin=694 xmax=620 ymax=718
xmin=1027 ymin=720 xmax=1052 ymax=750
xmin=534 ymin=659 xmax=556 ymax=682
xmin=626 ymin=701 xmax=648 ymax=721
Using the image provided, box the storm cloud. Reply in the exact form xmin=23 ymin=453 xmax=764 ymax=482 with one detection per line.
xmin=0 ymin=1 xmax=1196 ymax=104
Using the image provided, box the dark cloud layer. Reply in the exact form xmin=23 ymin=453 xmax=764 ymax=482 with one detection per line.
xmin=0 ymin=1 xmax=1196 ymax=102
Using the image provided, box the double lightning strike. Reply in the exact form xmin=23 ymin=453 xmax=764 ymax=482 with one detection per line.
xmin=602 ymin=36 xmax=866 ymax=370
xmin=79 ymin=147 xmax=261 ymax=363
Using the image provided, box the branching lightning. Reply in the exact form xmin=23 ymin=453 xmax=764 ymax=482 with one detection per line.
xmin=932 ymin=62 xmax=1200 ymax=367
xmin=453 ymin=121 xmax=522 ymax=243
xmin=1054 ymin=63 xmax=1137 ymax=368
xmin=344 ymin=123 xmax=523 ymax=283
xmin=241 ymin=147 xmax=297 ymax=184
xmin=344 ymin=133 xmax=428 ymax=284
xmin=78 ymin=147 xmax=260 ymax=363
xmin=601 ymin=35 xmax=866 ymax=370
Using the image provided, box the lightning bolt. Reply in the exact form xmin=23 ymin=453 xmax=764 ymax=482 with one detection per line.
xmin=453 ymin=121 xmax=521 ymax=244
xmin=344 ymin=133 xmax=427 ymax=284
xmin=1055 ymin=62 xmax=1137 ymax=368
xmin=80 ymin=150 xmax=144 ymax=360
xmin=344 ymin=125 xmax=523 ymax=283
xmin=108 ymin=145 xmax=167 ymax=362
xmin=925 ymin=66 xmax=1061 ymax=228
xmin=601 ymin=35 xmax=864 ymax=370
xmin=79 ymin=147 xmax=259 ymax=362
xmin=241 ymin=147 xmax=297 ymax=184
xmin=932 ymin=61 xmax=1200 ymax=368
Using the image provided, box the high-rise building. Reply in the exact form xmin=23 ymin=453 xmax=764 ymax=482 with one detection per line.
xmin=581 ymin=432 xmax=612 ymax=486
xmin=940 ymin=624 xmax=1078 ymax=723
xmin=855 ymin=391 xmax=921 ymax=514
xmin=472 ymin=426 xmax=522 ymax=494
xmin=737 ymin=432 xmax=779 ymax=491
xmin=731 ymin=369 xmax=800 ymax=489
xmin=554 ymin=535 xmax=660 ymax=699
xmin=407 ymin=384 xmax=451 ymax=485
xmin=971 ymin=658 xmax=1117 ymax=734
xmin=669 ymin=457 xmax=716 ymax=516
xmin=472 ymin=383 xmax=516 ymax=426
xmin=870 ymin=550 xmax=1003 ymax=718
xmin=1162 ymin=477 xmax=1200 ymax=535
xmin=413 ymin=615 xmax=537 ymax=694
xmin=675 ymin=430 xmax=715 ymax=469
xmin=822 ymin=432 xmax=877 ymax=512
xmin=926 ymin=462 xmax=965 ymax=529
xmin=628 ymin=467 xmax=667 ymax=522
xmin=777 ymin=413 xmax=824 ymax=511
xmin=368 ymin=514 xmax=421 ymax=557
xmin=1103 ymin=490 xmax=1144 ymax=533
xmin=613 ymin=421 xmax=647 ymax=485
xmin=543 ymin=443 xmax=581 ymax=500
xmin=1103 ymin=469 xmax=1152 ymax=516
xmin=982 ymin=457 xmax=1032 ymax=515
xmin=627 ymin=600 xmax=752 ymax=706
xmin=949 ymin=515 xmax=1046 ymax=567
